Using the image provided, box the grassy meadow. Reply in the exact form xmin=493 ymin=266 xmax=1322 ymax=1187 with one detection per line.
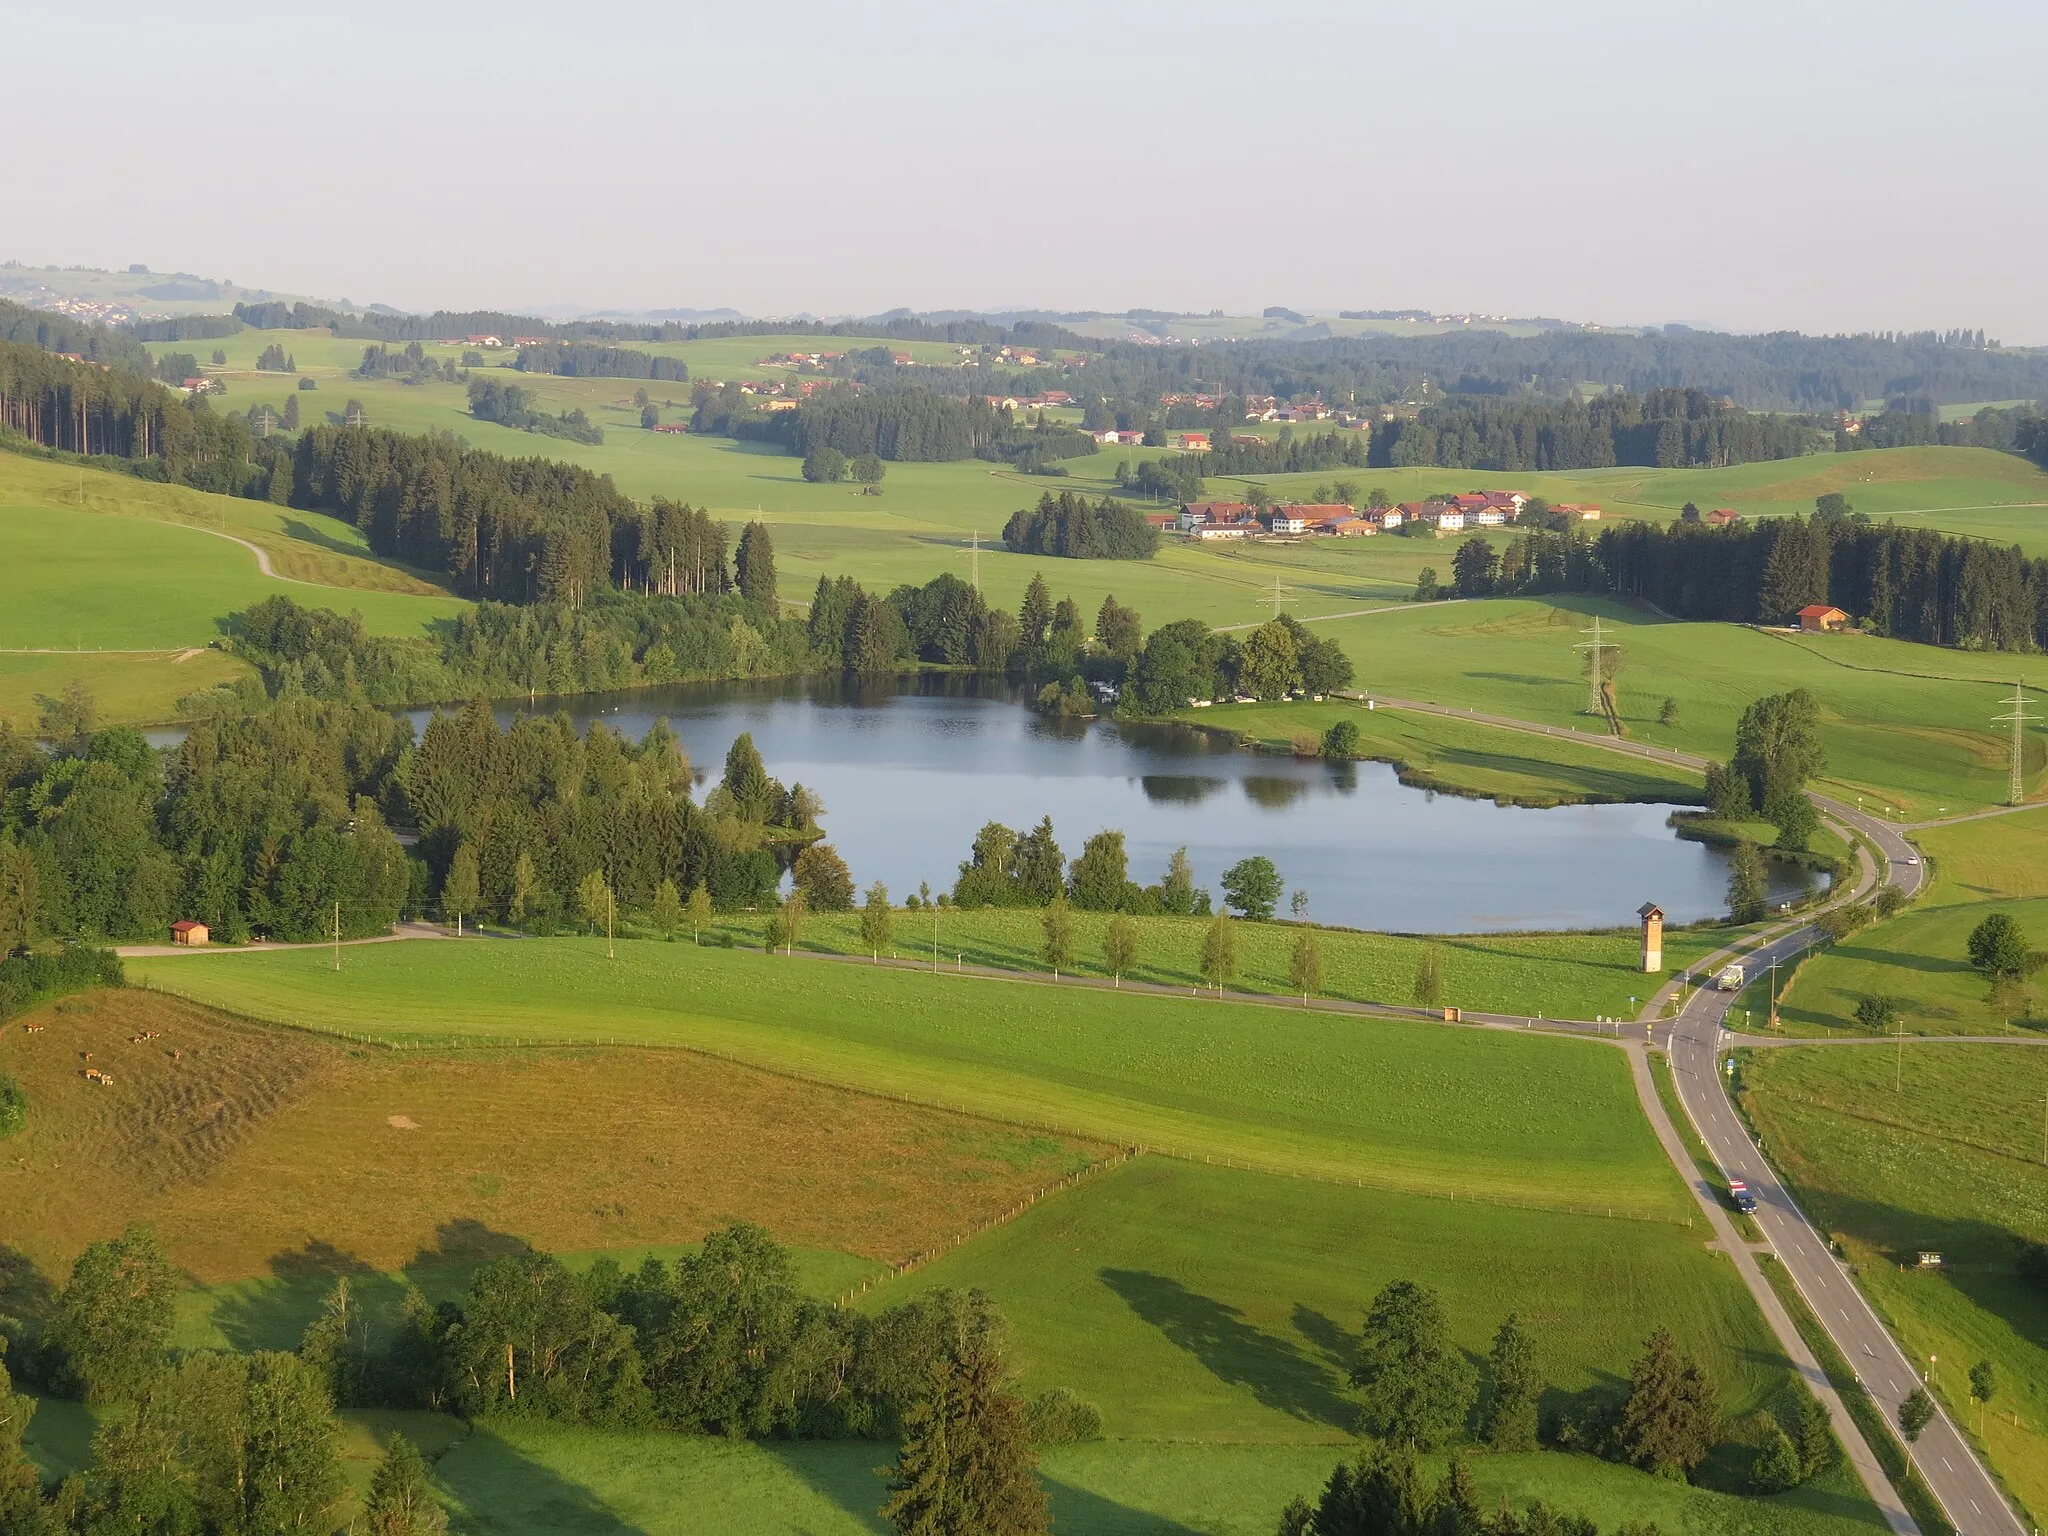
xmin=647 ymin=904 xmax=1727 ymax=1021
xmin=10 ymin=976 xmax=1892 ymax=1536
xmin=1773 ymin=807 xmax=2048 ymax=1034
xmin=1740 ymin=1042 xmax=2048 ymax=1524
xmin=0 ymin=988 xmax=1093 ymax=1285
xmin=0 ymin=449 xmax=465 ymax=727
xmin=128 ymin=936 xmax=1685 ymax=1216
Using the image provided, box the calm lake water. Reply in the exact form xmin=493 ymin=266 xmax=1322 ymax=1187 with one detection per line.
xmin=408 ymin=675 xmax=1812 ymax=934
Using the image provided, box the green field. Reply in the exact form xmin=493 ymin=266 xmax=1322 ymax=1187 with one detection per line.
xmin=129 ymin=937 xmax=1683 ymax=1216
xmin=1741 ymin=1043 xmax=2048 ymax=1523
xmin=0 ymin=449 xmax=466 ymax=727
xmin=643 ymin=905 xmax=1725 ymax=1022
xmin=1775 ymin=808 xmax=2048 ymax=1034
xmin=1310 ymin=596 xmax=2048 ymax=817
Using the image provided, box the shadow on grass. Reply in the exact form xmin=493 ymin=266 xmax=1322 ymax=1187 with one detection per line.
xmin=0 ymin=1244 xmax=55 ymax=1329
xmin=768 ymin=1441 xmax=1210 ymax=1536
xmin=213 ymin=1239 xmax=405 ymax=1354
xmin=1102 ymin=1269 xmax=1355 ymax=1430
xmin=432 ymin=1424 xmax=648 ymax=1536
xmin=1044 ymin=1476 xmax=1210 ymax=1535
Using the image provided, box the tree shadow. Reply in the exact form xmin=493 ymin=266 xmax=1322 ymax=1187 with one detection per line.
xmin=1044 ymin=1476 xmax=1210 ymax=1535
xmin=0 ymin=1244 xmax=55 ymax=1331
xmin=760 ymin=1441 xmax=892 ymax=1533
xmin=432 ymin=1423 xmax=650 ymax=1535
xmin=1101 ymin=1269 xmax=1355 ymax=1429
xmin=1291 ymin=1304 xmax=1356 ymax=1379
xmin=212 ymin=1239 xmax=406 ymax=1354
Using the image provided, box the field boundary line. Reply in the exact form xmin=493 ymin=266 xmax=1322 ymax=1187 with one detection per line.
xmin=123 ymin=975 xmax=1684 ymax=1225
xmin=835 ymin=1146 xmax=1142 ymax=1306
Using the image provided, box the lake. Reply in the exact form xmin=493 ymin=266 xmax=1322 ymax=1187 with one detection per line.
xmin=413 ymin=675 xmax=1813 ymax=934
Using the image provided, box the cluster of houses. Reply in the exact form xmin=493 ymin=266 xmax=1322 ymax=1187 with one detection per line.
xmin=984 ymin=389 xmax=1076 ymax=411
xmin=1177 ymin=490 xmax=1603 ymax=541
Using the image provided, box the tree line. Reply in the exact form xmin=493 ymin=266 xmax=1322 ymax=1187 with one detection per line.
xmin=515 ymin=342 xmax=690 ymax=381
xmin=1596 ymin=511 xmax=2048 ymax=650
xmin=0 ymin=673 xmax=848 ymax=946
xmin=0 ymin=1220 xmax=1095 ymax=1536
xmin=0 ymin=339 xmax=253 ymax=491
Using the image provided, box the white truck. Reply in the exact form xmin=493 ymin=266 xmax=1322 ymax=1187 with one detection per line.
xmin=1715 ymin=963 xmax=1746 ymax=992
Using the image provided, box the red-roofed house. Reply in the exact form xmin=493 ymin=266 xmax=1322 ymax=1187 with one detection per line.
xmin=1797 ymin=604 xmax=1849 ymax=632
xmin=1178 ymin=432 xmax=1211 ymax=452
xmin=1180 ymin=501 xmax=1255 ymax=538
xmin=1267 ymin=503 xmax=1353 ymax=534
xmin=1707 ymin=507 xmax=1740 ymax=527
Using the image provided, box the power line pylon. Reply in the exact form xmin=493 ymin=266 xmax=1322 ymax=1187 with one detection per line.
xmin=1575 ymin=616 xmax=1609 ymax=715
xmin=1993 ymin=681 xmax=2037 ymax=807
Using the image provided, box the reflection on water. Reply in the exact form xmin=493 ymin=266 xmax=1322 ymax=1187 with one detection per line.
xmin=381 ymin=672 xmax=1818 ymax=933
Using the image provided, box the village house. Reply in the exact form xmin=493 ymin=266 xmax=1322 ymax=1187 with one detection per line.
xmin=466 ymin=334 xmax=504 ymax=348
xmin=1798 ymin=604 xmax=1849 ymax=632
xmin=1180 ymin=501 xmax=1256 ymax=538
xmin=1359 ymin=506 xmax=1404 ymax=531
xmin=1707 ymin=507 xmax=1740 ymax=526
xmin=1177 ymin=431 xmax=1211 ymax=452
xmin=511 ymin=336 xmax=548 ymax=348
xmin=1266 ymin=503 xmax=1353 ymax=534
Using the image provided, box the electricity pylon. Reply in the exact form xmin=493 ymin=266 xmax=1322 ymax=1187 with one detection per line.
xmin=1575 ymin=616 xmax=1610 ymax=715
xmin=1993 ymin=681 xmax=2037 ymax=806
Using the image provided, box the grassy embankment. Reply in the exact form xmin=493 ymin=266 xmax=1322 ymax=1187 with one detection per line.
xmin=0 ymin=451 xmax=465 ymax=728
xmin=1740 ymin=1042 xmax=2048 ymax=1526
xmin=1774 ymin=807 xmax=2048 ymax=1035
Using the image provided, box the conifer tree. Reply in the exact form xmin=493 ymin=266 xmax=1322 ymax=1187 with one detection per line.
xmin=881 ymin=1345 xmax=1048 ymax=1536
xmin=1350 ymin=1279 xmax=1475 ymax=1449
xmin=1481 ymin=1313 xmax=1542 ymax=1451
xmin=1616 ymin=1327 xmax=1716 ymax=1478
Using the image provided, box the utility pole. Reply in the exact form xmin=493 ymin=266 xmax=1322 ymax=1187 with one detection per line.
xmin=932 ymin=906 xmax=939 ymax=973
xmin=1768 ymin=953 xmax=1779 ymax=1029
xmin=1270 ymin=574 xmax=1284 ymax=619
xmin=607 ymin=891 xmax=616 ymax=961
xmin=332 ymin=901 xmax=341 ymax=972
xmin=1896 ymin=1014 xmax=1906 ymax=1092
xmin=1993 ymin=681 xmax=2036 ymax=807
xmin=969 ymin=527 xmax=980 ymax=593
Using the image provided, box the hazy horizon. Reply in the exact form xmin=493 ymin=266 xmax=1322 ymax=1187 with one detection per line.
xmin=5 ymin=0 xmax=2044 ymax=342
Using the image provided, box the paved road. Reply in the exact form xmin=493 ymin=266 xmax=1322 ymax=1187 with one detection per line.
xmin=1655 ymin=808 xmax=2027 ymax=1536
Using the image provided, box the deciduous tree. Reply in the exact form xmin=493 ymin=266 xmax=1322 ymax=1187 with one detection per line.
xmin=652 ymin=878 xmax=683 ymax=941
xmin=363 ymin=1432 xmax=448 ymax=1535
xmin=1221 ymin=856 xmax=1282 ymax=920
xmin=861 ymin=882 xmax=893 ymax=959
xmin=793 ymin=843 xmax=855 ymax=911
xmin=1041 ymin=896 xmax=1075 ymax=977
xmin=1289 ymin=927 xmax=1324 ymax=1004
xmin=46 ymin=1224 xmax=177 ymax=1402
xmin=1200 ymin=912 xmax=1237 ymax=993
xmin=1104 ymin=915 xmax=1138 ymax=985
xmin=1726 ymin=841 xmax=1768 ymax=923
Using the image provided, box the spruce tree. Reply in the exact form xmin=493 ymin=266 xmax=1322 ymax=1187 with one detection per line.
xmin=881 ymin=1345 xmax=1048 ymax=1536
xmin=735 ymin=521 xmax=777 ymax=606
xmin=1616 ymin=1328 xmax=1716 ymax=1478
xmin=1481 ymin=1313 xmax=1542 ymax=1451
xmin=1350 ymin=1279 xmax=1475 ymax=1449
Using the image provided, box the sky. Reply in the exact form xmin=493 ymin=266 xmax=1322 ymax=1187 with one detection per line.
xmin=5 ymin=0 xmax=2045 ymax=340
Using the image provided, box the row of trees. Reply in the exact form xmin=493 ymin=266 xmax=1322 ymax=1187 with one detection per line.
xmin=0 ymin=1222 xmax=1088 ymax=1536
xmin=0 ymin=339 xmax=254 ymax=490
xmin=515 ymin=342 xmax=690 ymax=381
